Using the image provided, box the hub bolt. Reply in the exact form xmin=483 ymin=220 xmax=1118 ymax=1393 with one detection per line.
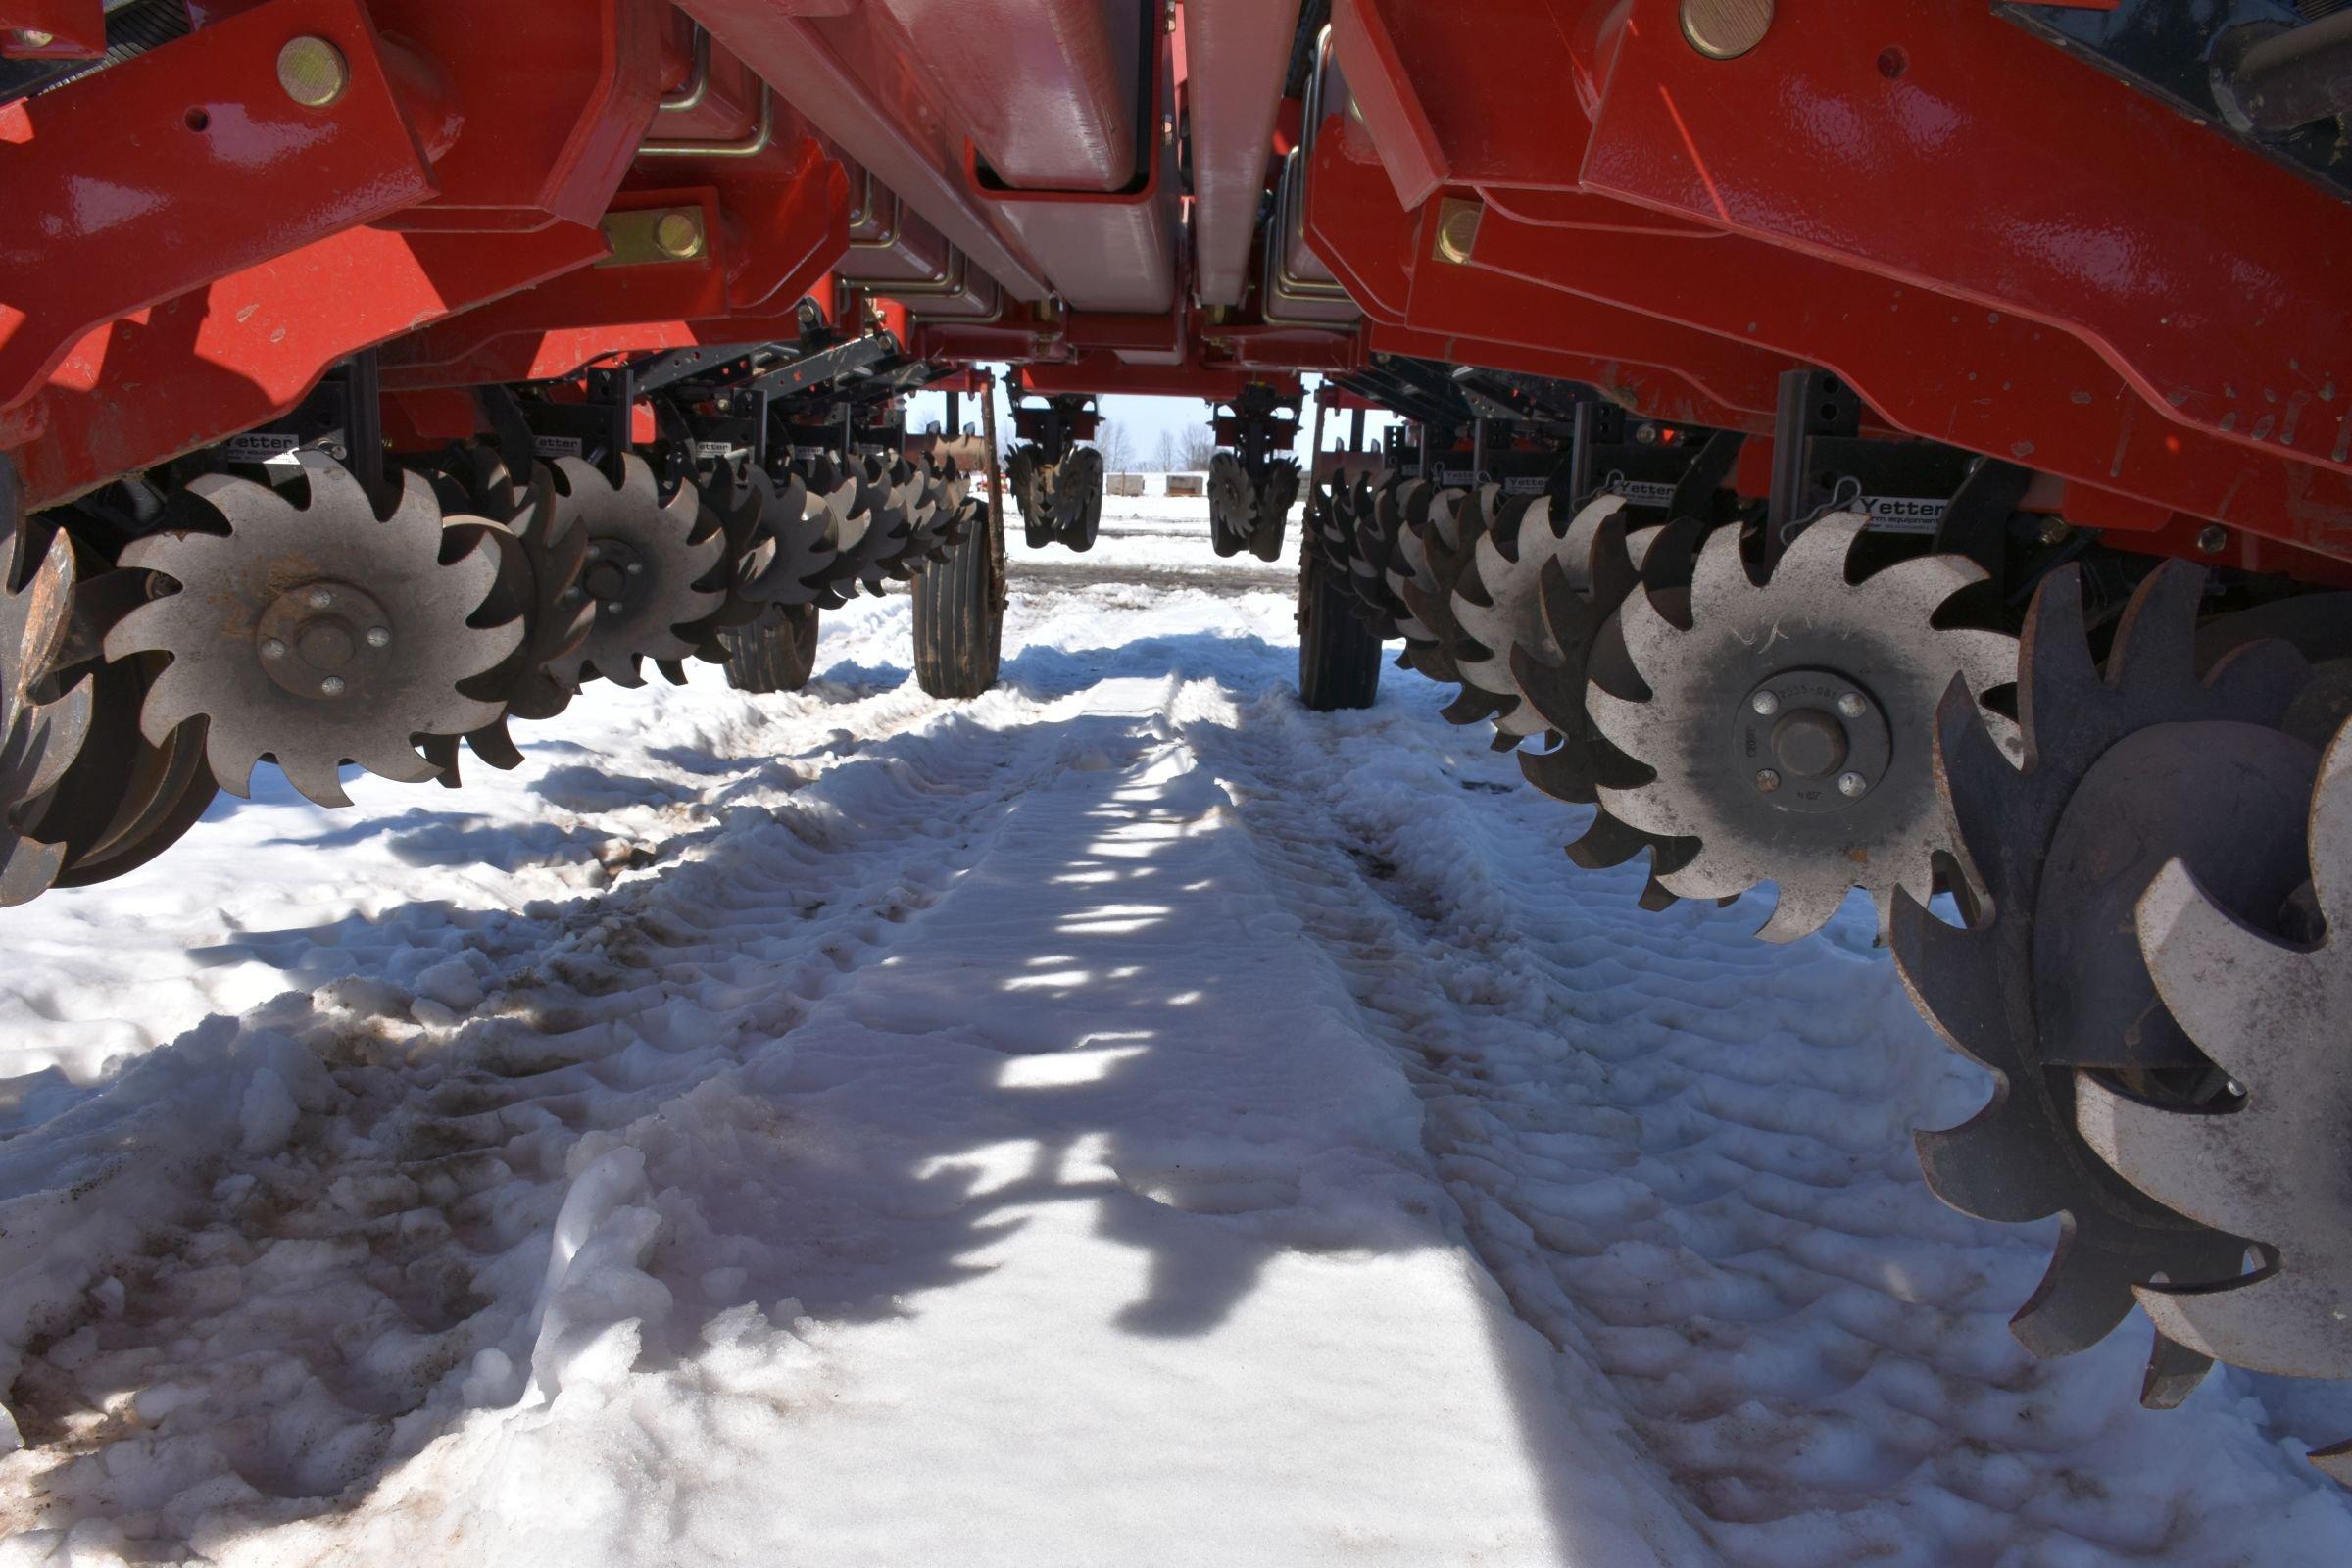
xmin=1750 ymin=690 xmax=1781 ymax=716
xmin=1837 ymin=692 xmax=1866 ymax=718
xmin=307 ymin=588 xmax=333 ymax=610
xmin=653 ymin=212 xmax=705 ymax=261
xmin=1433 ymin=199 xmax=1482 ymax=266
xmin=1838 ymin=771 xmax=1867 ymax=798
xmin=625 ymin=561 xmax=645 ymax=575
xmin=1682 ymin=0 xmax=1773 ymax=61
xmin=1755 ymin=768 xmax=1782 ymax=793
xmin=366 ymin=626 xmax=391 ymax=648
xmin=320 ymin=675 xmax=347 ymax=696
xmin=276 ymin=36 xmax=350 ymax=108
xmin=261 ymin=638 xmax=287 ymax=660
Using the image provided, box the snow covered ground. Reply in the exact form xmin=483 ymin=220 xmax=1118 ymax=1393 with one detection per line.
xmin=0 ymin=499 xmax=2347 ymax=1566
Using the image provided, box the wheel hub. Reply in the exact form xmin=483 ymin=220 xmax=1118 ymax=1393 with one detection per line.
xmin=580 ymin=540 xmax=648 ymax=613
xmin=1734 ymin=669 xmax=1889 ymax=810
xmin=256 ymin=579 xmax=392 ymax=700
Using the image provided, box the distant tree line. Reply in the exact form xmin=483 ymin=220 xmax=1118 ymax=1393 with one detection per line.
xmin=990 ymin=418 xmax=1218 ymax=472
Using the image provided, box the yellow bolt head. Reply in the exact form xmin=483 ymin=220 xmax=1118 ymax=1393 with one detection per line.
xmin=1434 ymin=199 xmax=1483 ymax=266
xmin=1681 ymin=0 xmax=1773 ymax=61
xmin=654 ymin=212 xmax=706 ymax=260
xmin=277 ymin=36 xmax=349 ymax=108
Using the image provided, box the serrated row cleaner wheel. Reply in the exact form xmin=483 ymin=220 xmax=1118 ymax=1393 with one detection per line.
xmin=0 ymin=457 xmax=93 ymax=904
xmin=2076 ymin=705 xmax=2352 ymax=1481
xmin=1891 ymin=561 xmax=2319 ymax=1411
xmin=106 ymin=452 xmax=520 ymax=808
xmin=1589 ymin=513 xmax=2019 ymax=941
xmin=540 ymin=454 xmax=723 ymax=690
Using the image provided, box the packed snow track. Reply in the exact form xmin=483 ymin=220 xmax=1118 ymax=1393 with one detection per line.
xmin=0 ymin=514 xmax=2345 ymax=1566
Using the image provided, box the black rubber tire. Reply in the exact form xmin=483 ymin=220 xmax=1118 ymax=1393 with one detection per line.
xmin=913 ymin=499 xmax=1003 ymax=699
xmin=1298 ymin=535 xmax=1383 ymax=711
xmin=718 ymin=604 xmax=820 ymax=694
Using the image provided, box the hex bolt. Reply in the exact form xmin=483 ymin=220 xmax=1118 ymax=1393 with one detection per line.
xmin=307 ymin=588 xmax=333 ymax=610
xmin=1838 ymin=771 xmax=1868 ymax=798
xmin=276 ymin=36 xmax=350 ymax=108
xmin=625 ymin=561 xmax=645 ymax=575
xmin=1682 ymin=0 xmax=1773 ymax=61
xmin=320 ymin=675 xmax=347 ymax=696
xmin=1837 ymin=692 xmax=1867 ymax=719
xmin=1750 ymin=690 xmax=1781 ymax=716
xmin=260 ymin=638 xmax=287 ymax=660
xmin=2196 ymin=524 xmax=2229 ymax=555
xmin=366 ymin=626 xmax=391 ymax=648
xmin=653 ymin=212 xmax=705 ymax=261
xmin=1755 ymin=768 xmax=1783 ymax=793
xmin=585 ymin=544 xmax=604 ymax=561
xmin=1434 ymin=200 xmax=1482 ymax=266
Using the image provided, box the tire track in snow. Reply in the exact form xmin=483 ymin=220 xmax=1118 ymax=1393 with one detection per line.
xmin=1189 ymin=685 xmax=2352 ymax=1568
xmin=0 ymin=688 xmax=1078 ymax=1546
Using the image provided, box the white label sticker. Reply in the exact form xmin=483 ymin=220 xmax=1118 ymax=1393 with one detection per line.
xmin=224 ymin=432 xmax=300 ymax=464
xmin=792 ymin=445 xmax=827 ymax=462
xmin=1502 ymin=475 xmax=1546 ymax=496
xmin=533 ymin=434 xmax=585 ymax=459
xmin=1612 ymin=480 xmax=1678 ymax=507
xmin=1858 ymin=495 xmax=1949 ymax=533
xmin=694 ymin=441 xmax=739 ymax=460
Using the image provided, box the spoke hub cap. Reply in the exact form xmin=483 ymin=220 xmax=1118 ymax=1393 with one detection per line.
xmin=257 ymin=579 xmax=392 ymax=700
xmin=1732 ymin=669 xmax=1889 ymax=811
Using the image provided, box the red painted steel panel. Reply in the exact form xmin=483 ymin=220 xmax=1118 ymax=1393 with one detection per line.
xmin=368 ymin=0 xmax=665 ymax=231
xmin=875 ymin=0 xmax=1142 ymax=192
xmin=959 ymin=33 xmax=1178 ymax=315
xmin=0 ymin=1 xmax=103 ymax=57
xmin=1368 ymin=322 xmax=1763 ymax=436
xmin=0 ymin=0 xmax=436 ymax=412
xmin=1064 ymin=313 xmax=1182 ymax=354
xmin=1185 ymin=0 xmax=1303 ymax=306
xmin=1021 ymin=353 xmax=1300 ymax=401
xmin=837 ymin=161 xmax=954 ymax=284
xmin=969 ymin=161 xmax=1176 ymax=314
xmin=1333 ymin=0 xmax=1608 ymax=192
xmin=907 ymin=319 xmax=1049 ymax=363
xmin=1459 ymin=198 xmax=2352 ymax=556
xmin=382 ymin=146 xmax=848 ymax=388
xmin=3 ymin=222 xmax=608 ymax=507
xmin=683 ymin=0 xmax=1048 ymax=299
xmin=1328 ymin=0 xmax=1444 ymax=208
xmin=1403 ymin=237 xmax=1787 ymax=424
xmin=1299 ymin=120 xmax=1410 ymax=322
xmin=1586 ymin=0 xmax=2352 ymax=476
